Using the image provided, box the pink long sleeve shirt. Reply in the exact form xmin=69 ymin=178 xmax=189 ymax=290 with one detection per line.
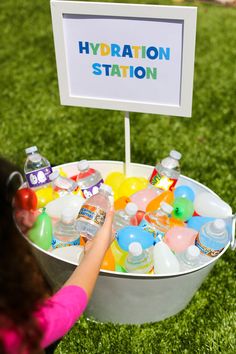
xmin=1 ymin=285 xmax=88 ymax=353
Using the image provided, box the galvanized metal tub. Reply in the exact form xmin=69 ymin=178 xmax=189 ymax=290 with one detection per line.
xmin=25 ymin=160 xmax=234 ymax=324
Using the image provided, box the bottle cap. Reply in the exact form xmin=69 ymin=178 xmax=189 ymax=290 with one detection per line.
xmin=170 ymin=150 xmax=182 ymax=160
xmin=25 ymin=146 xmax=38 ymax=155
xmin=77 ymin=160 xmax=89 ymax=171
xmin=160 ymin=201 xmax=173 ymax=214
xmin=49 ymin=170 xmax=59 ymax=181
xmin=185 ymin=245 xmax=200 ymax=261
xmin=61 ymin=208 xmax=76 ymax=223
xmin=125 ymin=202 xmax=138 ymax=216
xmin=129 ymin=242 xmax=142 ymax=257
xmin=100 ymin=183 xmax=112 ymax=194
xmin=212 ymin=219 xmax=226 ymax=233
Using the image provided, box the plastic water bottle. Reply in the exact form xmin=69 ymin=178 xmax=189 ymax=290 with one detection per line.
xmin=24 ymin=146 xmax=52 ymax=190
xmin=177 ymin=245 xmax=202 ymax=271
xmin=149 ymin=150 xmax=182 ymax=194
xmin=113 ymin=202 xmax=138 ymax=232
xmin=139 ymin=202 xmax=173 ymax=240
xmin=76 ymin=184 xmax=112 ymax=240
xmin=153 ymin=240 xmax=180 ymax=274
xmin=52 ymin=209 xmax=80 ymax=248
xmin=76 ymin=160 xmax=104 ymax=199
xmin=124 ymin=242 xmax=153 ymax=274
xmin=49 ymin=170 xmax=78 ymax=196
xmin=195 ymin=219 xmax=229 ymax=257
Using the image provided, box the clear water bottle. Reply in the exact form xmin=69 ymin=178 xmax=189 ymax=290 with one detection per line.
xmin=24 ymin=146 xmax=52 ymax=189
xmin=149 ymin=150 xmax=182 ymax=194
xmin=139 ymin=202 xmax=173 ymax=240
xmin=49 ymin=170 xmax=78 ymax=196
xmin=76 ymin=184 xmax=112 ymax=240
xmin=177 ymin=245 xmax=202 ymax=271
xmin=195 ymin=219 xmax=229 ymax=257
xmin=113 ymin=202 xmax=138 ymax=232
xmin=124 ymin=242 xmax=153 ymax=274
xmin=52 ymin=209 xmax=80 ymax=248
xmin=76 ymin=160 xmax=104 ymax=199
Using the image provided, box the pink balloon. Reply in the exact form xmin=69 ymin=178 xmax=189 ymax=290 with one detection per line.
xmin=130 ymin=189 xmax=157 ymax=211
xmin=164 ymin=226 xmax=198 ymax=253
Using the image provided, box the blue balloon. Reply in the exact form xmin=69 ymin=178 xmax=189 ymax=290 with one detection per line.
xmin=116 ymin=226 xmax=154 ymax=252
xmin=188 ymin=216 xmax=232 ymax=235
xmin=174 ymin=185 xmax=195 ymax=202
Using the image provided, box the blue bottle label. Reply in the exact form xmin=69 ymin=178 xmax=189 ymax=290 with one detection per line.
xmin=26 ymin=166 xmax=53 ymax=188
xmin=81 ymin=179 xmax=104 ymax=199
xmin=52 ymin=236 xmax=80 ymax=249
xmin=195 ymin=234 xmax=224 ymax=257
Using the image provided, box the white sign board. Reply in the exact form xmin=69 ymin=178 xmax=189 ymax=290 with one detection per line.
xmin=51 ymin=1 xmax=197 ymax=117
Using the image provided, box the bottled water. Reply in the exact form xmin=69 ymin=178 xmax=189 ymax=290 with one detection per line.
xmin=24 ymin=146 xmax=52 ymax=189
xmin=153 ymin=240 xmax=180 ymax=274
xmin=149 ymin=150 xmax=182 ymax=194
xmin=113 ymin=202 xmax=138 ymax=232
xmin=195 ymin=219 xmax=229 ymax=257
xmin=177 ymin=245 xmax=202 ymax=271
xmin=76 ymin=184 xmax=112 ymax=240
xmin=124 ymin=242 xmax=153 ymax=274
xmin=139 ymin=202 xmax=173 ymax=240
xmin=49 ymin=170 xmax=77 ymax=196
xmin=52 ymin=208 xmax=80 ymax=248
xmin=76 ymin=160 xmax=104 ymax=199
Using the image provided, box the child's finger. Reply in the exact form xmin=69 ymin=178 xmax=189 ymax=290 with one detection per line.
xmin=101 ymin=208 xmax=114 ymax=231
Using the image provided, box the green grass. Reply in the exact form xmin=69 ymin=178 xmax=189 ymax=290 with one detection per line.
xmin=0 ymin=0 xmax=236 ymax=353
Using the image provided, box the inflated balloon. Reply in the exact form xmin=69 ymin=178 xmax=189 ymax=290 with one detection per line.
xmin=194 ymin=192 xmax=232 ymax=218
xmin=115 ymin=264 xmax=127 ymax=273
xmin=105 ymin=172 xmax=126 ymax=198
xmin=58 ymin=167 xmax=68 ymax=177
xmin=118 ymin=177 xmax=145 ymax=198
xmin=114 ymin=196 xmax=131 ymax=211
xmin=138 ymin=177 xmax=149 ymax=189
xmin=14 ymin=188 xmax=37 ymax=211
xmin=15 ymin=209 xmax=39 ymax=233
xmin=36 ymin=187 xmax=59 ymax=209
xmin=187 ymin=216 xmax=215 ymax=232
xmin=169 ymin=217 xmax=186 ymax=228
xmin=174 ymin=185 xmax=195 ymax=202
xmin=172 ymin=197 xmax=194 ymax=221
xmin=153 ymin=241 xmax=180 ymax=274
xmin=101 ymin=247 xmax=115 ymax=271
xmin=130 ymin=188 xmax=157 ymax=211
xmin=28 ymin=208 xmax=52 ymax=250
xmin=146 ymin=190 xmax=174 ymax=212
xmin=46 ymin=194 xmax=84 ymax=220
xmin=135 ymin=210 xmax=145 ymax=225
xmin=111 ymin=239 xmax=128 ymax=267
xmin=164 ymin=226 xmax=198 ymax=253
xmin=116 ymin=226 xmax=154 ymax=252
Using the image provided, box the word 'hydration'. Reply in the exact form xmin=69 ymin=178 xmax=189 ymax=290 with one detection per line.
xmin=78 ymin=41 xmax=171 ymax=80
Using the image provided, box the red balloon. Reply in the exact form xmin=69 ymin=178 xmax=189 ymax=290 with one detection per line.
xmin=135 ymin=210 xmax=145 ymax=225
xmin=13 ymin=188 xmax=37 ymax=211
xmin=193 ymin=210 xmax=200 ymax=216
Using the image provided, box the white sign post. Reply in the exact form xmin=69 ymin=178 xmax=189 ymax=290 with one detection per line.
xmin=50 ymin=1 xmax=197 ymax=174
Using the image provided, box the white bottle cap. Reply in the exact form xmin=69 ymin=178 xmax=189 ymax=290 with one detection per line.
xmin=125 ymin=202 xmax=138 ymax=216
xmin=25 ymin=146 xmax=38 ymax=155
xmin=212 ymin=219 xmax=226 ymax=233
xmin=129 ymin=242 xmax=143 ymax=257
xmin=160 ymin=201 xmax=173 ymax=214
xmin=170 ymin=150 xmax=182 ymax=160
xmin=185 ymin=245 xmax=200 ymax=261
xmin=100 ymin=183 xmax=112 ymax=194
xmin=49 ymin=170 xmax=59 ymax=181
xmin=61 ymin=208 xmax=76 ymax=223
xmin=77 ymin=160 xmax=89 ymax=171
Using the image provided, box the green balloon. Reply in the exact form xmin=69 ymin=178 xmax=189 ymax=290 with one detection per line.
xmin=172 ymin=197 xmax=194 ymax=221
xmin=115 ymin=264 xmax=127 ymax=273
xmin=28 ymin=208 xmax=52 ymax=250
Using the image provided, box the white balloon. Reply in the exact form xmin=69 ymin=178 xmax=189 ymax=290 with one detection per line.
xmin=153 ymin=241 xmax=180 ymax=275
xmin=51 ymin=245 xmax=84 ymax=264
xmin=46 ymin=194 xmax=84 ymax=219
xmin=194 ymin=192 xmax=232 ymax=218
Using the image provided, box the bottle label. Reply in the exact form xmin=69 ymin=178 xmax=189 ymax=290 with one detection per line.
xmin=149 ymin=168 xmax=177 ymax=191
xmin=77 ymin=204 xmax=106 ymax=226
xmin=52 ymin=236 xmax=80 ymax=249
xmin=81 ymin=179 xmax=104 ymax=199
xmin=26 ymin=167 xmax=53 ymax=188
xmin=139 ymin=219 xmax=164 ymax=240
xmin=195 ymin=234 xmax=223 ymax=257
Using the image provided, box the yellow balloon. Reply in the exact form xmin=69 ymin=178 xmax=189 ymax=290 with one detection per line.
xmin=105 ymin=172 xmax=125 ymax=195
xmin=139 ymin=177 xmax=149 ymax=189
xmin=118 ymin=177 xmax=144 ymax=198
xmin=111 ymin=239 xmax=128 ymax=267
xmin=36 ymin=187 xmax=59 ymax=209
xmin=59 ymin=167 xmax=68 ymax=178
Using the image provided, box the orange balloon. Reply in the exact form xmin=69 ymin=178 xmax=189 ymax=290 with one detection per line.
xmin=101 ymin=247 xmax=115 ymax=271
xmin=114 ymin=196 xmax=131 ymax=211
xmin=169 ymin=217 xmax=186 ymax=228
xmin=80 ymin=236 xmax=86 ymax=246
xmin=146 ymin=190 xmax=174 ymax=212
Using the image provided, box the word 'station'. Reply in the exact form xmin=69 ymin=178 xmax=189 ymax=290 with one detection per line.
xmin=78 ymin=41 xmax=171 ymax=80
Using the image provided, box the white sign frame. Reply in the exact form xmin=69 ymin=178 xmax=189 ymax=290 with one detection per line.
xmin=50 ymin=1 xmax=197 ymax=117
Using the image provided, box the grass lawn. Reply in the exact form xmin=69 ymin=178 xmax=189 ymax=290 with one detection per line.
xmin=0 ymin=0 xmax=235 ymax=353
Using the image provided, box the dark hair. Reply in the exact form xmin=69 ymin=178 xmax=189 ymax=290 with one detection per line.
xmin=0 ymin=157 xmax=51 ymax=353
